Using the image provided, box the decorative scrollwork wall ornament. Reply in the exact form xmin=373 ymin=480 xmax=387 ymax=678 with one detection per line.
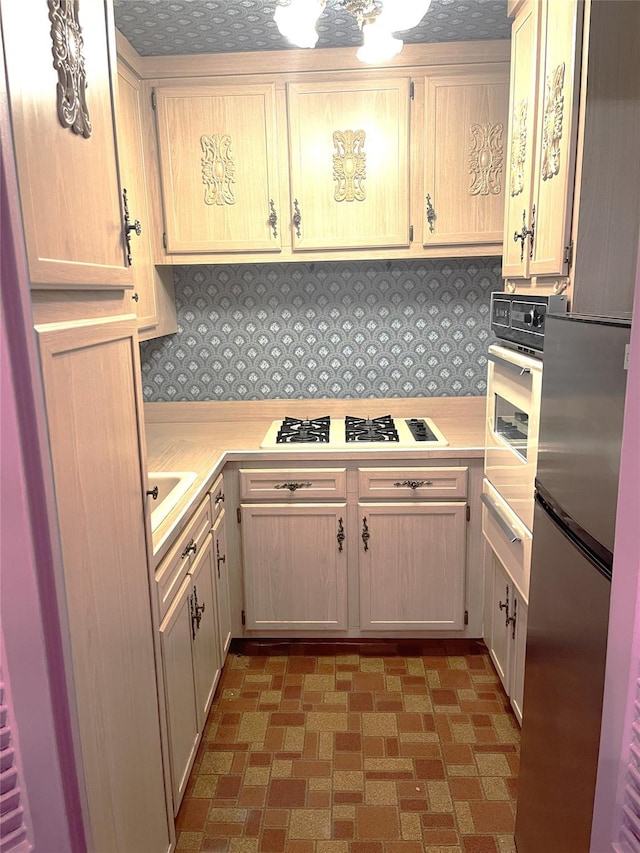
xmin=201 ymin=134 xmax=236 ymax=206
xmin=468 ymin=122 xmax=504 ymax=196
xmin=542 ymin=62 xmax=565 ymax=181
xmin=333 ymin=129 xmax=367 ymax=202
xmin=48 ymin=0 xmax=92 ymax=138
xmin=510 ymin=99 xmax=527 ymax=197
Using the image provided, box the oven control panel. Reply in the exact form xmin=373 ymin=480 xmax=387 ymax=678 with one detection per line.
xmin=491 ymin=293 xmax=567 ymax=352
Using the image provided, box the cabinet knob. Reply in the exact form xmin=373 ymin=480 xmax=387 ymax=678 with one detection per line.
xmin=146 ymin=485 xmax=159 ymax=500
xmin=181 ymin=538 xmax=197 ymax=559
xmin=214 ymin=491 xmax=225 ymax=504
xmin=132 ymin=292 xmax=139 ymax=302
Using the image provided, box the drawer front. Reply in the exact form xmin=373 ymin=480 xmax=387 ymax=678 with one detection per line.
xmin=156 ymin=496 xmax=212 ymax=620
xmin=239 ymin=468 xmax=347 ymax=501
xmin=481 ymin=478 xmax=532 ymax=602
xmin=359 ymin=467 xmax=468 ymax=500
xmin=210 ymin=473 xmax=225 ymax=521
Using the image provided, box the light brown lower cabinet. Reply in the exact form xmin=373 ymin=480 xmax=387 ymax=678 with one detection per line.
xmin=240 ymin=503 xmax=348 ymax=631
xmin=486 ymin=553 xmax=528 ymax=724
xmin=358 ymin=503 xmax=467 ymax=631
xmin=158 ymin=528 xmax=221 ymax=814
xmin=35 ymin=314 xmax=171 ymax=850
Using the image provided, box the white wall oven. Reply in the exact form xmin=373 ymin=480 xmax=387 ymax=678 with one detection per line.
xmin=481 ymin=292 xmax=566 ymax=722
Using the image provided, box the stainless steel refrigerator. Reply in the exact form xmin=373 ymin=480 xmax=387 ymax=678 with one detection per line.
xmin=515 ymin=313 xmax=631 ymax=853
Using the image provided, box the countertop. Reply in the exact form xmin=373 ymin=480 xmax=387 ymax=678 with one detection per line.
xmin=145 ymin=397 xmax=487 ymax=565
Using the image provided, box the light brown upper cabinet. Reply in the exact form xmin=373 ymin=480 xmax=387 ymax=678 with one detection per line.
xmin=153 ymin=83 xmax=281 ymax=254
xmin=502 ymin=0 xmax=582 ymax=282
xmin=287 ymin=78 xmax=411 ymax=251
xmin=422 ymin=66 xmax=509 ymax=252
xmin=116 ymin=64 xmax=176 ymax=338
xmin=1 ymin=0 xmax=131 ymax=287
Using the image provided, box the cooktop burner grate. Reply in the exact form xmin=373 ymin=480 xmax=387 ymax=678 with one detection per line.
xmin=276 ymin=415 xmax=331 ymax=443
xmin=345 ymin=414 xmax=399 ymax=442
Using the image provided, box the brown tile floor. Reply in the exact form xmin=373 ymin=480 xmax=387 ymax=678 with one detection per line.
xmin=176 ymin=640 xmax=519 ymax=853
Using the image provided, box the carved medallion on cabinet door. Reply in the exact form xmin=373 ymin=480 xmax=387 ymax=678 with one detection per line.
xmin=541 ymin=62 xmax=565 ymax=181
xmin=48 ymin=0 xmax=92 ymax=137
xmin=201 ymin=134 xmax=236 ymax=206
xmin=333 ymin=129 xmax=366 ymax=202
xmin=468 ymin=122 xmax=504 ymax=196
xmin=510 ymin=99 xmax=528 ymax=197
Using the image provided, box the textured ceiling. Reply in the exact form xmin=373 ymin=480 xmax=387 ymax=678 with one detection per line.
xmin=113 ymin=0 xmax=511 ymax=57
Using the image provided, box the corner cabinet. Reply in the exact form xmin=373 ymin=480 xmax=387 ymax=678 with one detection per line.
xmin=239 ymin=469 xmax=348 ymax=631
xmin=1 ymin=0 xmax=131 ymax=287
xmin=153 ymin=82 xmax=282 ymax=254
xmin=358 ymin=468 xmax=468 ymax=631
xmin=287 ymin=78 xmax=411 ymax=251
xmin=422 ymin=66 xmax=509 ymax=252
xmin=116 ymin=62 xmax=177 ymax=339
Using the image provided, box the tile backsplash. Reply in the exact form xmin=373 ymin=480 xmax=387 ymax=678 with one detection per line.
xmin=139 ymin=258 xmax=501 ymax=401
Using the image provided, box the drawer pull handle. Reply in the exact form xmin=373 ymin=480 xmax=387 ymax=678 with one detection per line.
xmin=481 ymin=493 xmax=522 ymax=543
xmin=394 ymin=479 xmax=432 ymax=490
xmin=181 ymin=538 xmax=197 ymax=559
xmin=146 ymin=485 xmax=159 ymax=500
xmin=274 ymin=481 xmax=312 ymax=492
xmin=362 ymin=516 xmax=370 ymax=552
xmin=337 ymin=517 xmax=345 ymax=553
xmin=487 ymin=353 xmax=531 ymax=375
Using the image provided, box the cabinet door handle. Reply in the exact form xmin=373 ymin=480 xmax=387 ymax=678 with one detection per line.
xmin=499 ymin=586 xmax=510 ymax=626
xmin=361 ymin=517 xmax=370 ymax=552
xmin=146 ymin=485 xmax=159 ymax=500
xmin=481 ymin=494 xmax=522 ymax=543
xmin=269 ymin=199 xmax=278 ymax=238
xmin=528 ymin=204 xmax=536 ymax=259
xmin=122 ymin=188 xmax=142 ymax=267
xmin=393 ymin=479 xmax=432 ymax=490
xmin=189 ymin=593 xmax=196 ymax=639
xmin=274 ymin=481 xmax=312 ymax=492
xmin=216 ymin=537 xmax=226 ymax=578
xmin=425 ymin=194 xmax=436 ymax=233
xmin=337 ymin=517 xmax=345 ymax=553
xmin=181 ymin=538 xmax=197 ymax=559
xmin=293 ymin=198 xmax=302 ymax=237
xmin=192 ymin=585 xmax=205 ymax=632
xmin=507 ymin=597 xmax=517 ymax=639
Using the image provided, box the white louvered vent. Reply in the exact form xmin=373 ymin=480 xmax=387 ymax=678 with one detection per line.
xmin=0 ymin=677 xmax=32 ymax=852
xmin=618 ymin=683 xmax=640 ymax=852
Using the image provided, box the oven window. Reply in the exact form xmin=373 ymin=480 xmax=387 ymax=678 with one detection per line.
xmin=494 ymin=394 xmax=529 ymax=460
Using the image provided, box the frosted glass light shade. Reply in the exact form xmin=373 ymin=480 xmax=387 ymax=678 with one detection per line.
xmin=378 ymin=0 xmax=432 ymax=32
xmin=356 ymin=19 xmax=403 ymax=64
xmin=274 ymin=0 xmax=325 ymax=48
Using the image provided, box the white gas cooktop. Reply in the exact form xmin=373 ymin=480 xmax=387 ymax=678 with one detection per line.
xmin=260 ymin=415 xmax=448 ymax=449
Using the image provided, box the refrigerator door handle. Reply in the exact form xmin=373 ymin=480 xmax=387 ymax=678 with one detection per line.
xmin=481 ymin=493 xmax=522 ymax=543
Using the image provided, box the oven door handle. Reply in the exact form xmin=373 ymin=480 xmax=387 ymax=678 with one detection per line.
xmin=488 ymin=353 xmax=531 ymax=376
xmin=481 ymin=493 xmax=522 ymax=543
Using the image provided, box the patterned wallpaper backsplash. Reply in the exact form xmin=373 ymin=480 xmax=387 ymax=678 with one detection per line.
xmin=139 ymin=258 xmax=501 ymax=401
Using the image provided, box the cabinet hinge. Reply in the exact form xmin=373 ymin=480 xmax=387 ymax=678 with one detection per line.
xmin=241 ymin=609 xmax=246 ymax=626
xmin=162 ymin=232 xmax=168 ymax=250
xmin=464 ymin=609 xmax=469 ymax=626
xmin=410 ymin=81 xmax=415 ymax=101
xmin=237 ymin=506 xmax=242 ymax=524
xmin=151 ymin=90 xmax=157 ymax=110
xmin=409 ymin=225 xmax=414 ymax=242
xmin=466 ymin=505 xmax=471 ymax=522
xmin=563 ymin=240 xmax=574 ymax=269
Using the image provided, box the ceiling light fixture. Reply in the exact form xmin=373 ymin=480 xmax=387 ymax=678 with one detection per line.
xmin=274 ymin=0 xmax=432 ymax=64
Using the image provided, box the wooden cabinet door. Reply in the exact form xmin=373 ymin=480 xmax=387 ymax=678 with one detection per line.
xmin=358 ymin=503 xmax=466 ymax=631
xmin=510 ymin=592 xmax=528 ymax=724
xmin=502 ymin=0 xmax=542 ymax=279
xmin=1 ymin=0 xmax=130 ymax=287
xmin=287 ymin=78 xmax=410 ymax=251
xmin=422 ymin=66 xmax=509 ymax=249
xmin=529 ymin=0 xmax=582 ymax=278
xmin=486 ymin=555 xmax=511 ymax=689
xmin=117 ymin=63 xmax=176 ymax=337
xmin=213 ymin=509 xmax=232 ymax=662
xmin=189 ymin=534 xmax=221 ymax=730
xmin=154 ymin=83 xmax=281 ymax=254
xmin=35 ymin=315 xmax=170 ymax=848
xmin=241 ymin=503 xmax=348 ymax=630
xmin=159 ymin=574 xmax=200 ymax=815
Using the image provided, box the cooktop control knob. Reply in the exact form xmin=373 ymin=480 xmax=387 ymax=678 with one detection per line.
xmin=532 ymin=308 xmax=545 ymax=328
